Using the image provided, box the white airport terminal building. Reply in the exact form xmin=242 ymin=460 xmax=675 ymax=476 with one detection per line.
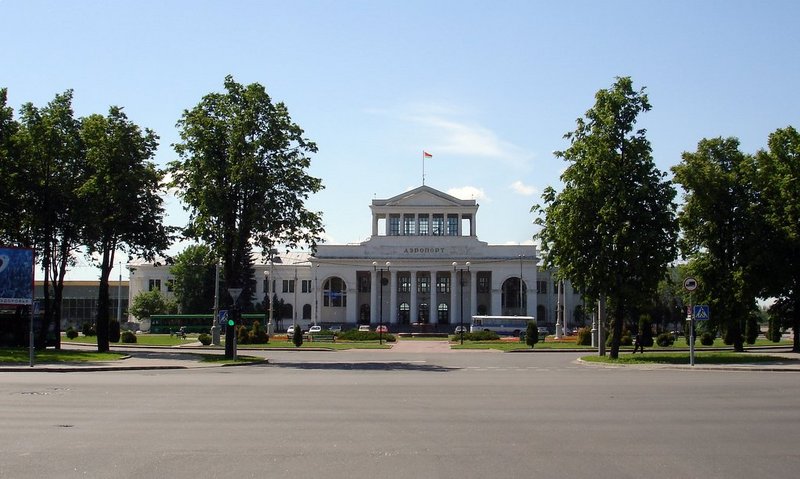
xmin=128 ymin=185 xmax=585 ymax=333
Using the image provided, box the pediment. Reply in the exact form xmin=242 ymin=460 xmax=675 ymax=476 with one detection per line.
xmin=376 ymin=186 xmax=472 ymax=208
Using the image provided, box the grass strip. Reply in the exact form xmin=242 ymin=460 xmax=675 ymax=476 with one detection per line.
xmin=0 ymin=348 xmax=125 ymax=363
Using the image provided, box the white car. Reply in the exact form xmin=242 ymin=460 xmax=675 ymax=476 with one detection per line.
xmin=308 ymin=325 xmax=322 ymax=334
xmin=358 ymin=325 xmax=371 ymax=332
xmin=286 ymin=325 xmax=298 ymax=335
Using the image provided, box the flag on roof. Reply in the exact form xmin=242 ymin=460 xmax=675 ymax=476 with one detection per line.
xmin=423 ymin=151 xmax=432 ymax=158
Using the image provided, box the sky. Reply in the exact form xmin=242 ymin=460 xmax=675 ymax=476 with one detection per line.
xmin=2 ymin=0 xmax=799 ymax=280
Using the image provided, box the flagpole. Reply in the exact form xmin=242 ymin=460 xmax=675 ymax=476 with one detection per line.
xmin=422 ymin=150 xmax=425 ymax=185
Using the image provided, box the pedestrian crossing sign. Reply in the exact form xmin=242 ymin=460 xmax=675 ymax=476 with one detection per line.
xmin=693 ymin=305 xmax=710 ymax=321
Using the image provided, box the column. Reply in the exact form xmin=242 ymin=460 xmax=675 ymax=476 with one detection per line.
xmin=410 ymin=271 xmax=418 ymax=323
xmin=469 ymin=270 xmax=477 ymax=316
xmin=450 ymin=270 xmax=458 ymax=325
xmin=430 ymin=271 xmax=438 ymax=325
xmin=370 ymin=269 xmax=377 ymax=323
xmin=389 ymin=269 xmax=398 ymax=325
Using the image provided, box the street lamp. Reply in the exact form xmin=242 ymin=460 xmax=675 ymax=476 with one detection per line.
xmin=453 ymin=261 xmax=470 ymax=345
xmin=373 ymin=261 xmax=390 ymax=345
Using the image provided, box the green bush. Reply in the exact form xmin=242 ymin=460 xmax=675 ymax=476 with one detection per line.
xmin=525 ymin=320 xmax=538 ymax=348
xmin=745 ymin=314 xmax=759 ymax=345
xmin=65 ymin=327 xmax=78 ymax=340
xmin=638 ymin=315 xmax=654 ymax=347
xmin=198 ymin=333 xmax=212 ymax=345
xmin=700 ymin=331 xmax=715 ymax=346
xmin=292 ymin=326 xmax=304 ymax=347
xmin=656 ymin=332 xmax=674 ymax=347
xmin=459 ymin=330 xmax=500 ymax=341
xmin=606 ymin=331 xmax=632 ymax=346
xmin=576 ymin=327 xmax=592 ymax=346
xmin=121 ymin=330 xmax=137 ymax=343
xmin=337 ymin=330 xmax=396 ymax=342
xmin=109 ymin=320 xmax=121 ymax=343
xmin=82 ymin=322 xmax=96 ymax=337
xmin=768 ymin=317 xmax=782 ymax=342
xmin=237 ymin=325 xmax=252 ymax=344
xmin=250 ymin=321 xmax=269 ymax=344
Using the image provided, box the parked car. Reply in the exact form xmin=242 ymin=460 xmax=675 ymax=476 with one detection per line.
xmin=376 ymin=325 xmax=389 ymax=333
xmin=358 ymin=325 xmax=371 ymax=332
xmin=308 ymin=325 xmax=322 ymax=334
xmin=454 ymin=325 xmax=468 ymax=334
xmin=537 ymin=327 xmax=549 ymax=336
xmin=286 ymin=325 xmax=298 ymax=336
xmin=330 ymin=325 xmax=342 ymax=333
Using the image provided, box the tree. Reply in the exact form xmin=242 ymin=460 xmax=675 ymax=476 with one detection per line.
xmin=672 ymin=137 xmax=763 ymax=351
xmin=754 ymin=127 xmax=800 ymax=352
xmin=80 ymin=107 xmax=171 ymax=352
xmin=14 ymin=91 xmax=86 ymax=348
xmin=169 ymin=244 xmax=217 ymax=314
xmin=128 ymin=290 xmax=177 ymax=321
xmin=0 ymin=88 xmax=22 ymax=245
xmin=534 ymin=77 xmax=678 ymax=359
xmin=169 ymin=75 xmax=324 ymax=313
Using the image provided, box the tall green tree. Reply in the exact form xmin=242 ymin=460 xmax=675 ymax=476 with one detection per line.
xmin=169 ymin=244 xmax=217 ymax=314
xmin=169 ymin=75 xmax=324 ymax=309
xmin=80 ymin=107 xmax=171 ymax=352
xmin=0 ymin=88 xmax=22 ymax=245
xmin=14 ymin=91 xmax=86 ymax=348
xmin=672 ymin=137 xmax=763 ymax=351
xmin=754 ymin=126 xmax=800 ymax=352
xmin=534 ymin=77 xmax=678 ymax=359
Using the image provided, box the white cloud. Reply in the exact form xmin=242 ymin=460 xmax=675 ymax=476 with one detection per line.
xmin=447 ymin=186 xmax=488 ymax=201
xmin=367 ymin=102 xmax=535 ymax=168
xmin=510 ymin=180 xmax=538 ymax=196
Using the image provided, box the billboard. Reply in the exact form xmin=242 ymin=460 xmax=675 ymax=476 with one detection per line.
xmin=0 ymin=247 xmax=35 ymax=306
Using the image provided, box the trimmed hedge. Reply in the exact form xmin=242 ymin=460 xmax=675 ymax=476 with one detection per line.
xmin=337 ymin=330 xmax=397 ymax=342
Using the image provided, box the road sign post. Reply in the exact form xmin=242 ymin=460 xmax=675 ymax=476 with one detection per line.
xmin=684 ymin=278 xmax=698 ymax=366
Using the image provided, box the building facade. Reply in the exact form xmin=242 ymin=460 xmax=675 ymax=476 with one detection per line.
xmin=128 ymin=185 xmax=585 ymax=333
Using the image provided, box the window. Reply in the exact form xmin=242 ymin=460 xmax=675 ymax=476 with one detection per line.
xmin=323 ymin=277 xmax=347 ymax=307
xmin=437 ymin=275 xmax=450 ymax=293
xmin=477 ymin=274 xmax=490 ymax=293
xmin=303 ymin=304 xmax=312 ymax=320
xmin=148 ymin=279 xmax=161 ymax=292
xmin=283 ymin=279 xmax=295 ymax=293
xmin=398 ymin=302 xmax=410 ymax=324
xmin=536 ymin=281 xmax=548 ymax=294
xmin=418 ymin=215 xmax=429 ymax=235
xmin=166 ymin=279 xmax=174 ymax=292
xmin=398 ymin=274 xmax=410 ymax=293
xmin=438 ymin=303 xmax=450 ymax=324
xmin=403 ymin=214 xmax=416 ymax=235
xmin=447 ymin=214 xmax=459 ymax=236
xmin=389 ymin=215 xmax=401 ymax=236
xmin=263 ymin=279 xmax=275 ymax=294
xmin=358 ymin=273 xmax=371 ymax=293
xmin=301 ymin=280 xmax=312 ymax=293
xmin=432 ymin=214 xmax=444 ymax=236
xmin=417 ymin=275 xmax=430 ymax=293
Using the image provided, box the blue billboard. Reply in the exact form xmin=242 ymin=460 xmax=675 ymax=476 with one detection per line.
xmin=0 ymin=248 xmax=35 ymax=306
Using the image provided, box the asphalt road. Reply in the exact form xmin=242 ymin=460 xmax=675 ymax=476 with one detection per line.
xmin=2 ymin=349 xmax=799 ymax=479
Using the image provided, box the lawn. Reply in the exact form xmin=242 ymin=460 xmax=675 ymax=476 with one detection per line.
xmin=449 ymin=335 xmax=793 ymax=351
xmin=0 ymin=348 xmax=125 ymax=363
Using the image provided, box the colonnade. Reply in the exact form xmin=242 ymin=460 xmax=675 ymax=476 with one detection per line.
xmin=369 ymin=269 xmax=478 ymax=325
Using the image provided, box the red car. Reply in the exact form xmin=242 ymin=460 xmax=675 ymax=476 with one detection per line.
xmin=376 ymin=325 xmax=389 ymax=333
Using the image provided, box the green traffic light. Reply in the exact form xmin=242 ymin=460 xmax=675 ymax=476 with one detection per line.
xmin=227 ymin=319 xmax=235 ymax=327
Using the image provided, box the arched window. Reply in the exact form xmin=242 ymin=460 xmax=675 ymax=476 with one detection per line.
xmin=398 ymin=302 xmax=410 ymax=324
xmin=437 ymin=303 xmax=449 ymax=324
xmin=323 ymin=277 xmax=347 ymax=308
xmin=501 ymin=278 xmax=527 ymax=315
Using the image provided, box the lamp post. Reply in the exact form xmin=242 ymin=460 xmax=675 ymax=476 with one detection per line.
xmin=453 ymin=261 xmax=470 ymax=345
xmin=373 ymin=261 xmax=390 ymax=345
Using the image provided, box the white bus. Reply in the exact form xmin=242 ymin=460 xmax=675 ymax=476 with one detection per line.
xmin=470 ymin=315 xmax=535 ymax=336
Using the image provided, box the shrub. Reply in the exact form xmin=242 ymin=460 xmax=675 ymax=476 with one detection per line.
xmin=65 ymin=327 xmax=78 ymax=340
xmin=656 ymin=332 xmax=674 ymax=347
xmin=638 ymin=315 xmax=654 ymax=347
xmin=576 ymin=327 xmax=592 ymax=346
xmin=121 ymin=330 xmax=137 ymax=343
xmin=460 ymin=330 xmax=500 ymax=341
xmin=606 ymin=330 xmax=632 ymax=346
xmin=292 ymin=326 xmax=304 ymax=347
xmin=237 ymin=325 xmax=252 ymax=344
xmin=109 ymin=320 xmax=121 ymax=343
xmin=337 ymin=330 xmax=396 ymax=342
xmin=745 ymin=314 xmax=759 ymax=345
xmin=198 ymin=333 xmax=212 ymax=345
xmin=525 ymin=320 xmax=538 ymax=348
xmin=250 ymin=321 xmax=269 ymax=344
xmin=82 ymin=323 xmax=96 ymax=337
xmin=700 ymin=331 xmax=715 ymax=346
xmin=768 ymin=317 xmax=782 ymax=342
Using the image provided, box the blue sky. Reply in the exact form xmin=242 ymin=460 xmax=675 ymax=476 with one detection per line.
xmin=2 ymin=0 xmax=799 ymax=279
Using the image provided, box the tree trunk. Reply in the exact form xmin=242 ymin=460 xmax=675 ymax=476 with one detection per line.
xmin=96 ymin=243 xmax=114 ymax=353
xmin=793 ymin=291 xmax=800 ymax=353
